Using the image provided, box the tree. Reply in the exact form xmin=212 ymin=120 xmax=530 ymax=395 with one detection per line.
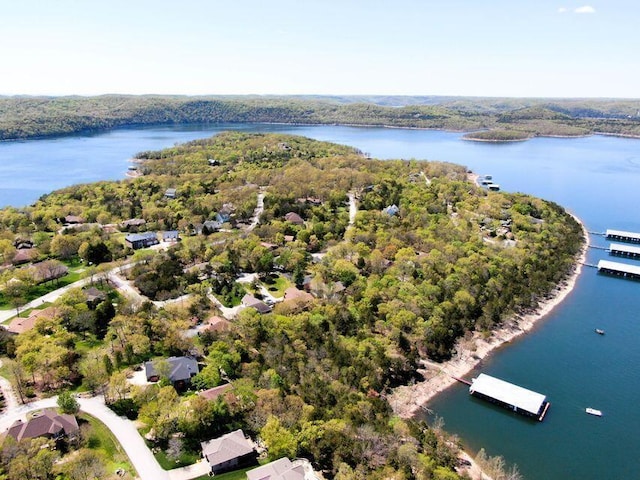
xmin=57 ymin=390 xmax=79 ymax=414
xmin=59 ymin=448 xmax=105 ymax=480
xmin=260 ymin=415 xmax=297 ymax=461
xmin=50 ymin=234 xmax=81 ymax=260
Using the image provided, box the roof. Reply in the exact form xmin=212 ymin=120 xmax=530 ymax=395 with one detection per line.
xmin=199 ymin=383 xmax=233 ymax=401
xmin=7 ymin=306 xmax=59 ymax=334
xmin=163 ymin=230 xmax=180 ymax=240
xmin=609 ymin=243 xmax=640 ymax=255
xmin=598 ymin=259 xmax=640 ymax=276
xmin=383 ymin=204 xmax=400 ymax=216
xmin=284 ymin=212 xmax=304 ymax=225
xmin=84 ymin=286 xmax=106 ymax=303
xmin=283 ymin=287 xmax=314 ymax=302
xmin=165 ymin=188 xmax=177 ymax=196
xmin=247 ymin=458 xmax=305 ymax=480
xmin=7 ymin=409 xmax=79 ymax=442
xmin=205 ymin=315 xmax=232 ymax=332
xmin=145 ymin=356 xmax=199 ymax=383
xmin=122 ymin=218 xmax=146 ymax=227
xmin=11 ymin=248 xmax=38 ymax=265
xmin=470 ymin=373 xmax=546 ymax=415
xmin=201 ymin=429 xmax=254 ymax=467
xmin=125 ymin=232 xmax=158 ymax=242
xmin=241 ymin=294 xmax=271 ymax=314
xmin=606 ymin=229 xmax=640 ymax=241
xmin=64 ymin=215 xmax=84 ymax=224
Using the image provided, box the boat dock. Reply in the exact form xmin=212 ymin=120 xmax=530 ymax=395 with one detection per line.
xmin=597 ymin=259 xmax=640 ymax=280
xmin=468 ymin=373 xmax=550 ymax=421
xmin=609 ymin=243 xmax=640 ymax=259
xmin=606 ymin=229 xmax=640 ymax=244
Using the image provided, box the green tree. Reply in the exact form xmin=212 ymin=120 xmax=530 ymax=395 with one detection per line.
xmin=57 ymin=390 xmax=79 ymax=414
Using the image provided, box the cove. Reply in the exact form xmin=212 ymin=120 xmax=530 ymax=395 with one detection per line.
xmin=2 ymin=124 xmax=640 ymax=479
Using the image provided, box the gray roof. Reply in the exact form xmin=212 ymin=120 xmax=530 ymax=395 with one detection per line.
xmin=163 ymin=230 xmax=179 ymax=240
xmin=241 ymin=294 xmax=271 ymax=314
xmin=145 ymin=356 xmax=199 ymax=383
xmin=201 ymin=429 xmax=254 ymax=467
xmin=247 ymin=458 xmax=305 ymax=480
xmin=125 ymin=232 xmax=158 ymax=242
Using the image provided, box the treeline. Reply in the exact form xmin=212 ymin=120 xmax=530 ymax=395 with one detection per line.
xmin=1 ymin=95 xmax=640 ymax=141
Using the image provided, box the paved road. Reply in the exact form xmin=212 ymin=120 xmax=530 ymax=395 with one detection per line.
xmin=0 ymin=392 xmax=211 ymax=480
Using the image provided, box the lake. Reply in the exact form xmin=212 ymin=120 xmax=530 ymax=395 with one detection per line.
xmin=2 ymin=124 xmax=640 ymax=479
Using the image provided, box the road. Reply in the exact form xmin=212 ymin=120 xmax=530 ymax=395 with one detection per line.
xmin=0 ymin=392 xmax=210 ymax=480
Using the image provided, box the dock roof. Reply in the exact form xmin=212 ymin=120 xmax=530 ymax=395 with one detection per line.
xmin=598 ymin=259 xmax=640 ymax=276
xmin=606 ymin=229 xmax=640 ymax=241
xmin=609 ymin=243 xmax=640 ymax=255
xmin=470 ymin=373 xmax=546 ymax=415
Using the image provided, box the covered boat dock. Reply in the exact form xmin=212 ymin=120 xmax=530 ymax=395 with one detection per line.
xmin=597 ymin=259 xmax=640 ymax=280
xmin=606 ymin=229 xmax=640 ymax=243
xmin=609 ymin=243 xmax=640 ymax=259
xmin=469 ymin=373 xmax=550 ymax=421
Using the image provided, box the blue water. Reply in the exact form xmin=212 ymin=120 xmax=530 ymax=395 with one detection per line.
xmin=2 ymin=124 xmax=640 ymax=479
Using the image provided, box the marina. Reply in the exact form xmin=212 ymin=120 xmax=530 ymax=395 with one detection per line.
xmin=605 ymin=229 xmax=640 ymax=244
xmin=468 ymin=374 xmax=550 ymax=422
xmin=597 ymin=259 xmax=640 ymax=280
xmin=609 ymin=243 xmax=640 ymax=259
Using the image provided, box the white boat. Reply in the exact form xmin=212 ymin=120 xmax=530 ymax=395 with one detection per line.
xmin=586 ymin=407 xmax=602 ymax=416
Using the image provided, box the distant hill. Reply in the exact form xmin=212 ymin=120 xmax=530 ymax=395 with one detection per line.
xmin=1 ymin=94 xmax=639 ymax=141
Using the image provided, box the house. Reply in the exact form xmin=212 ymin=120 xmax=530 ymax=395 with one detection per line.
xmin=203 ymin=315 xmax=232 ymax=333
xmin=284 ymin=212 xmax=304 ymax=225
xmin=6 ymin=306 xmax=60 ymax=334
xmin=164 ymin=188 xmax=177 ymax=199
xmin=247 ymin=457 xmax=305 ymax=480
xmin=283 ymin=287 xmax=314 ymax=303
xmin=11 ymin=248 xmax=38 ymax=265
xmin=83 ymin=286 xmax=106 ymax=308
xmin=241 ymin=294 xmax=271 ymax=314
xmin=64 ymin=215 xmax=85 ymax=224
xmin=208 ymin=158 xmax=220 ymax=166
xmin=144 ymin=356 xmax=199 ymax=388
xmin=201 ymin=429 xmax=257 ymax=475
xmin=162 ymin=230 xmax=180 ymax=242
xmin=383 ymin=204 xmax=400 ymax=216
xmin=125 ymin=232 xmax=159 ymax=250
xmin=121 ymin=218 xmax=146 ymax=229
xmin=13 ymin=239 xmax=34 ymax=250
xmin=6 ymin=409 xmax=79 ymax=443
xmin=199 ymin=383 xmax=233 ymax=402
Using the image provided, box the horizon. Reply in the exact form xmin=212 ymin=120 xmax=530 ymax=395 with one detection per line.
xmin=1 ymin=1 xmax=639 ymax=98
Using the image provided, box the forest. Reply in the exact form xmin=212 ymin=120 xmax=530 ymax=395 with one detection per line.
xmin=0 ymin=133 xmax=584 ymax=479
xmin=1 ymin=95 xmax=640 ymax=141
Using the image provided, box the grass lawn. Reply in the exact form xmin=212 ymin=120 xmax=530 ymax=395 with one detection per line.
xmin=154 ymin=447 xmax=201 ymax=469
xmin=260 ymin=274 xmax=291 ymax=298
xmin=78 ymin=412 xmax=137 ymax=477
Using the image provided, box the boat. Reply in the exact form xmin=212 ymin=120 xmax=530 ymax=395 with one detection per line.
xmin=595 ymin=328 xmax=605 ymax=335
xmin=586 ymin=408 xmax=602 ymax=416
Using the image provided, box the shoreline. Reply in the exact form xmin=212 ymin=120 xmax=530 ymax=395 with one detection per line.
xmin=389 ymin=214 xmax=589 ymax=420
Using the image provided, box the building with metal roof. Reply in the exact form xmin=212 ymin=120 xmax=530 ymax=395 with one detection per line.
xmin=606 ymin=229 xmax=640 ymax=243
xmin=609 ymin=243 xmax=640 ymax=258
xmin=469 ymin=373 xmax=549 ymax=420
xmin=598 ymin=259 xmax=640 ymax=279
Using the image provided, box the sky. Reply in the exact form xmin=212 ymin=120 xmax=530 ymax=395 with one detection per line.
xmin=1 ymin=0 xmax=639 ymax=98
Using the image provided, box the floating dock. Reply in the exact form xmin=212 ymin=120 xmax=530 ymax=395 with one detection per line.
xmin=609 ymin=243 xmax=640 ymax=259
xmin=606 ymin=229 xmax=640 ymax=244
xmin=469 ymin=373 xmax=550 ymax=421
xmin=597 ymin=259 xmax=640 ymax=280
